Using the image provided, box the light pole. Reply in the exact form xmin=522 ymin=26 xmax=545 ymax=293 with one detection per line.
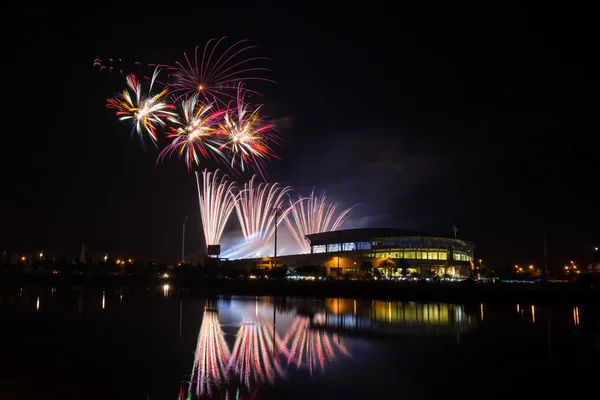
xmin=543 ymin=229 xmax=549 ymax=278
xmin=273 ymin=207 xmax=280 ymax=268
xmin=181 ymin=216 xmax=188 ymax=264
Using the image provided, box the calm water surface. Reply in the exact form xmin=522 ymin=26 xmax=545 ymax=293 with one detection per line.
xmin=1 ymin=284 xmax=598 ymax=399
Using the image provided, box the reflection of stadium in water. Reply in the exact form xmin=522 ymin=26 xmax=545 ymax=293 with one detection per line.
xmin=182 ymin=297 xmax=474 ymax=399
xmin=312 ymin=298 xmax=473 ymax=337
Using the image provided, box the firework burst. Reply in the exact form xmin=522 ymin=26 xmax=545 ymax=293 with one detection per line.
xmin=106 ymin=67 xmax=178 ymax=147
xmin=188 ymin=305 xmax=231 ymax=398
xmin=283 ymin=188 xmax=355 ymax=253
xmin=282 ymin=316 xmax=349 ymax=377
xmin=196 ymin=169 xmax=237 ymax=247
xmin=219 ymin=85 xmax=279 ymax=181
xmin=233 ymin=175 xmax=292 ymax=257
xmin=158 ymin=95 xmax=226 ymax=171
xmin=168 ymin=37 xmax=273 ymax=104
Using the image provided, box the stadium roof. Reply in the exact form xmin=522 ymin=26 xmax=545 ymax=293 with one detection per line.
xmin=305 ymin=228 xmax=427 ymax=247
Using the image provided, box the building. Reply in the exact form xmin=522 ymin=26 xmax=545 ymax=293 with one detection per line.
xmin=251 ymin=228 xmax=475 ymax=278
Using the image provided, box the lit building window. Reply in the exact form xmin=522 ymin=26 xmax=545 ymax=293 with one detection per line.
xmin=404 ymin=251 xmax=415 ymax=259
xmin=439 ymin=252 xmax=447 ymax=260
xmin=429 ymin=252 xmax=438 ymax=260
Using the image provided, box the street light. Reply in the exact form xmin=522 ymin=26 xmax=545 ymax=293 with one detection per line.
xmin=181 ymin=216 xmax=188 ymax=264
xmin=272 ymin=207 xmax=281 ymax=268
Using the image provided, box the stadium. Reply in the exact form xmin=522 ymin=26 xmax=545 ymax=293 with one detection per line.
xmin=241 ymin=228 xmax=476 ymax=278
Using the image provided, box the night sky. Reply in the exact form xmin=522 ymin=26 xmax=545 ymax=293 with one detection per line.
xmin=1 ymin=3 xmax=595 ymax=268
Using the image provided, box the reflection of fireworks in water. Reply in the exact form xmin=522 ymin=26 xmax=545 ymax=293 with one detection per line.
xmin=189 ymin=307 xmax=231 ymax=398
xmin=282 ymin=316 xmax=349 ymax=377
xmin=283 ymin=188 xmax=355 ymax=254
xmin=195 ymin=169 xmax=237 ymax=247
xmin=233 ymin=175 xmax=292 ymax=257
xmin=168 ymin=37 xmax=273 ymax=103
xmin=228 ymin=317 xmax=286 ymax=391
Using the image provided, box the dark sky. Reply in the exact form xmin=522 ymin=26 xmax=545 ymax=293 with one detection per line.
xmin=1 ymin=2 xmax=596 ymax=268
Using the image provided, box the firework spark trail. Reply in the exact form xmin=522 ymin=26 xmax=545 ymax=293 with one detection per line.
xmin=158 ymin=95 xmax=227 ymax=171
xmin=196 ymin=169 xmax=237 ymax=247
xmin=106 ymin=67 xmax=178 ymax=147
xmin=282 ymin=188 xmax=355 ymax=253
xmin=93 ymin=58 xmax=166 ymax=77
xmin=168 ymin=37 xmax=274 ymax=104
xmin=232 ymin=175 xmax=292 ymax=257
xmin=189 ymin=306 xmax=231 ymax=398
xmin=219 ymin=85 xmax=280 ymax=182
xmin=282 ymin=316 xmax=349 ymax=377
xmin=228 ymin=318 xmax=286 ymax=391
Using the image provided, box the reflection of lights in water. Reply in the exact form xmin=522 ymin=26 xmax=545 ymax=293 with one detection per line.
xmin=531 ymin=305 xmax=535 ymax=323
xmin=119 ymin=294 xmax=123 ymax=304
xmin=51 ymin=288 xmax=56 ymax=296
xmin=102 ymin=291 xmax=105 ymax=310
xmin=36 ymin=296 xmax=40 ymax=311
xmin=516 ymin=304 xmax=520 ymax=314
xmin=189 ymin=308 xmax=230 ymax=398
xmin=480 ymin=303 xmax=484 ymax=321
xmin=573 ymin=306 xmax=580 ymax=326
xmin=228 ymin=317 xmax=286 ymax=391
xmin=282 ymin=316 xmax=349 ymax=377
xmin=163 ymin=284 xmax=169 ymax=297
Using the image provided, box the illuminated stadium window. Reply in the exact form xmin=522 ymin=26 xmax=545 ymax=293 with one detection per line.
xmin=404 ymin=251 xmax=416 ymax=259
xmin=439 ymin=252 xmax=447 ymax=260
xmin=429 ymin=252 xmax=438 ymax=260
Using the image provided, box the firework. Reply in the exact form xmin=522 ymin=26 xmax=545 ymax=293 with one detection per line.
xmin=189 ymin=305 xmax=231 ymax=398
xmin=219 ymin=85 xmax=280 ymax=181
xmin=196 ymin=169 xmax=237 ymax=247
xmin=106 ymin=67 xmax=178 ymax=147
xmin=93 ymin=58 xmax=164 ymax=77
xmin=228 ymin=317 xmax=286 ymax=391
xmin=232 ymin=175 xmax=292 ymax=257
xmin=283 ymin=188 xmax=355 ymax=253
xmin=282 ymin=316 xmax=349 ymax=377
xmin=168 ymin=37 xmax=273 ymax=103
xmin=158 ymin=95 xmax=227 ymax=171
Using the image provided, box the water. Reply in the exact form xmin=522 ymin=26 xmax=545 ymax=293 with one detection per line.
xmin=0 ymin=284 xmax=598 ymax=399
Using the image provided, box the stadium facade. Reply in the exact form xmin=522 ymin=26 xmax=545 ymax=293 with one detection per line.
xmin=252 ymin=228 xmax=476 ymax=278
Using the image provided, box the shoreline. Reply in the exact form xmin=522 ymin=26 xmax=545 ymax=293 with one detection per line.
xmin=1 ymin=274 xmax=598 ymax=304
